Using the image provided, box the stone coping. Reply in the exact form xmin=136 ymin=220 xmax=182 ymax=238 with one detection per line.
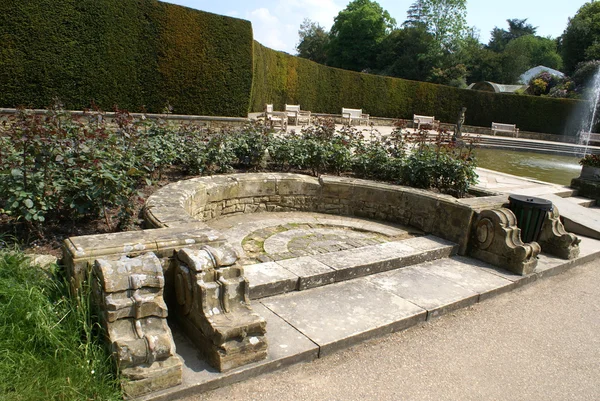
xmin=143 ymin=173 xmax=499 ymax=255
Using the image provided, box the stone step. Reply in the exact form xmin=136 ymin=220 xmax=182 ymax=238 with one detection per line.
xmin=260 ymin=256 xmax=518 ymax=357
xmin=244 ymin=235 xmax=458 ymax=299
xmin=563 ymin=196 xmax=596 ymax=208
xmin=140 ymin=235 xmax=600 ymax=401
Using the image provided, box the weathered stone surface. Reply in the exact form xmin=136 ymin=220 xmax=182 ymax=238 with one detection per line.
xmin=92 ymin=253 xmax=182 ymax=398
xmin=27 ymin=254 xmax=58 ymax=269
xmin=244 ymin=261 xmax=299 ymax=299
xmin=63 ymin=225 xmax=223 ymax=287
xmin=469 ymin=208 xmax=540 ymax=275
xmin=121 ymin=357 xmax=183 ymax=399
xmin=134 ymin=303 xmax=318 ymax=401
xmin=542 ymin=194 xmax=600 ymax=240
xmin=275 ymin=257 xmax=337 ymax=290
xmin=174 ymin=247 xmax=268 ymax=372
xmin=416 ymin=256 xmax=516 ymax=302
xmin=262 ymin=279 xmax=426 ymax=356
xmin=366 ymin=265 xmax=479 ymax=320
xmin=143 ymin=173 xmax=477 ymax=257
xmin=537 ymin=206 xmax=580 ymax=259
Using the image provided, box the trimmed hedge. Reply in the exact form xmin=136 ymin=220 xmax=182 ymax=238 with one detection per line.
xmin=251 ymin=42 xmax=580 ymax=135
xmin=0 ymin=0 xmax=253 ymax=116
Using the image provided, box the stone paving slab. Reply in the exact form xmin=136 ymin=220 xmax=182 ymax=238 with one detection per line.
xmin=244 ymin=262 xmax=299 ymax=299
xmin=365 ymin=265 xmax=480 ymax=320
xmin=261 ymin=279 xmax=427 ymax=356
xmin=542 ymin=194 xmax=600 ymax=240
xmin=415 ymin=256 xmax=516 ymax=302
xmin=137 ymin=304 xmax=318 ymax=401
xmin=275 ymin=257 xmax=337 ymax=290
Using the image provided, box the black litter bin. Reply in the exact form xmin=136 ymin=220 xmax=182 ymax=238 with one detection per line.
xmin=508 ymin=195 xmax=553 ymax=243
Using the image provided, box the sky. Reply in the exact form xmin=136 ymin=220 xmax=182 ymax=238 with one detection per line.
xmin=163 ymin=0 xmax=591 ymax=55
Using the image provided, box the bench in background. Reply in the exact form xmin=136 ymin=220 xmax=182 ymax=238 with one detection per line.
xmin=413 ymin=114 xmax=439 ymax=130
xmin=342 ymin=108 xmax=369 ymax=126
xmin=491 ymin=122 xmax=519 ymax=138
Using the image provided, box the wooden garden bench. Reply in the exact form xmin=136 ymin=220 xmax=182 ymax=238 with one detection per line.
xmin=341 ymin=108 xmax=369 ymax=126
xmin=491 ymin=122 xmax=519 ymax=138
xmin=285 ymin=104 xmax=311 ymax=125
xmin=265 ymin=104 xmax=287 ymax=130
xmin=413 ymin=114 xmax=439 ymax=130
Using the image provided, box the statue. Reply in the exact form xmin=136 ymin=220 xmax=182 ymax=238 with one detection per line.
xmin=453 ymin=107 xmax=467 ymax=140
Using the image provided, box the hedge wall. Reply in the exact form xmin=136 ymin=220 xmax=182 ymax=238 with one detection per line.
xmin=0 ymin=0 xmax=253 ymax=116
xmin=251 ymin=42 xmax=581 ymax=135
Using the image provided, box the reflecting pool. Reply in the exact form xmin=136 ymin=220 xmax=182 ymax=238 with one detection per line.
xmin=474 ymin=148 xmax=581 ymax=186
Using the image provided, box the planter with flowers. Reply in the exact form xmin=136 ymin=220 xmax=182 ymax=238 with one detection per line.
xmin=579 ymin=154 xmax=600 ymax=181
xmin=571 ymin=154 xmax=600 ymax=202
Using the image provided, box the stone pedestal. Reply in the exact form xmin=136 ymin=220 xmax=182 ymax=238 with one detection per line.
xmin=93 ymin=253 xmax=182 ymax=398
xmin=174 ymin=245 xmax=267 ymax=372
xmin=571 ymin=176 xmax=600 ymax=202
xmin=469 ymin=208 xmax=540 ymax=275
xmin=537 ymin=206 xmax=580 ymax=259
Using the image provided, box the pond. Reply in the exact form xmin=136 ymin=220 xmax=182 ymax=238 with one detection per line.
xmin=474 ymin=148 xmax=581 ymax=186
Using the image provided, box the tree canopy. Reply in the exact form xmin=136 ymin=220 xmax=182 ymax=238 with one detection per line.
xmin=487 ymin=18 xmax=537 ymax=52
xmin=296 ymin=19 xmax=330 ymax=64
xmin=327 ymin=0 xmax=396 ymax=71
xmin=561 ymin=1 xmax=600 ymax=75
xmin=291 ymin=0 xmax=582 ymax=91
xmin=404 ymin=0 xmax=468 ymax=52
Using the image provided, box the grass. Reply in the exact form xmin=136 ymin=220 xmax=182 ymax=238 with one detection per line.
xmin=0 ymin=250 xmax=121 ymax=401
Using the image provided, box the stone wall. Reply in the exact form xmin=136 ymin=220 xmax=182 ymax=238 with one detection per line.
xmin=144 ymin=173 xmax=478 ymax=255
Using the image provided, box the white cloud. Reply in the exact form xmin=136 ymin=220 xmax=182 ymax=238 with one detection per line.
xmin=248 ymin=1 xmax=343 ymax=54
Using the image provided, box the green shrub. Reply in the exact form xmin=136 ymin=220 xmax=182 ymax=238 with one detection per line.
xmin=0 ymin=106 xmax=185 ymax=233
xmin=251 ymin=42 xmax=581 ymax=136
xmin=0 ymin=1 xmax=253 ymax=116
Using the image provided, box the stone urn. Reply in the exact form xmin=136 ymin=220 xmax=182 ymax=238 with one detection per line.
xmin=580 ymin=165 xmax=600 ymax=181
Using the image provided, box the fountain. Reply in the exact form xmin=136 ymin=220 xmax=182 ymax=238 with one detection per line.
xmin=577 ymin=66 xmax=600 ymax=155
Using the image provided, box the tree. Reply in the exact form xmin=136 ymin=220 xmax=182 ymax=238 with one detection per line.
xmin=500 ymin=35 xmax=563 ymax=83
xmin=403 ymin=0 xmax=468 ymax=52
xmin=561 ymin=1 xmax=600 ymax=74
xmin=296 ymin=19 xmax=330 ymax=64
xmin=327 ymin=0 xmax=396 ymax=71
xmin=376 ymin=26 xmax=437 ymax=81
xmin=487 ymin=18 xmax=537 ymax=52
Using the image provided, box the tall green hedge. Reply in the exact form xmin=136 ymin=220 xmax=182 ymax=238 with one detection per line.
xmin=0 ymin=0 xmax=253 ymax=116
xmin=251 ymin=42 xmax=580 ymax=135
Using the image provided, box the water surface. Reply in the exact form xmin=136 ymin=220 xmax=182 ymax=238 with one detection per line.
xmin=474 ymin=148 xmax=581 ymax=186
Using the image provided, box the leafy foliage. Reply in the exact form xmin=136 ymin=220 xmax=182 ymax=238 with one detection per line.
xmin=251 ymin=42 xmax=580 ymax=136
xmin=327 ymin=0 xmax=396 ymax=71
xmin=0 ymin=107 xmax=480 ymax=236
xmin=561 ymin=2 xmax=600 ymax=75
xmin=487 ymin=18 xmax=537 ymax=53
xmin=0 ymin=104 xmax=183 ymax=234
xmin=403 ymin=0 xmax=469 ymax=52
xmin=580 ymin=154 xmax=600 ymax=168
xmin=0 ymin=0 xmax=253 ymax=116
xmin=296 ymin=19 xmax=330 ymax=65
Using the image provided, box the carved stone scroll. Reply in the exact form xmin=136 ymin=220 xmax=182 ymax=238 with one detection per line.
xmin=470 ymin=208 xmax=541 ymax=275
xmin=537 ymin=206 xmax=580 ymax=260
xmin=174 ymin=245 xmax=267 ymax=372
xmin=93 ymin=253 xmax=182 ymax=398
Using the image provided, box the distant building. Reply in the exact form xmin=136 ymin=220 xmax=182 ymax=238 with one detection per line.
xmin=519 ymin=66 xmax=565 ymax=84
xmin=467 ymin=82 xmax=526 ymax=93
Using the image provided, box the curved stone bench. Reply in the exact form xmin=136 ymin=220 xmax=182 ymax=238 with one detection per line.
xmin=144 ymin=173 xmax=476 ymax=254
